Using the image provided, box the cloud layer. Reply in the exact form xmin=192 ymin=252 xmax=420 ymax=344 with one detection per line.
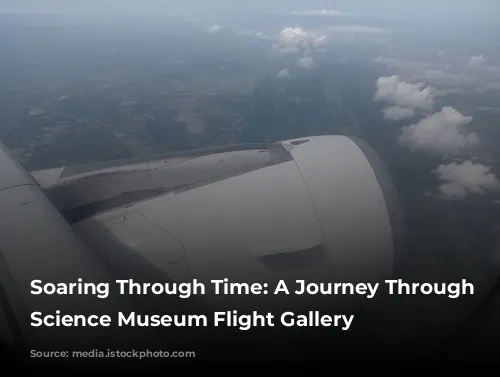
xmin=277 ymin=68 xmax=290 ymax=78
xmin=398 ymin=106 xmax=479 ymax=153
xmin=434 ymin=161 xmax=500 ymax=200
xmin=374 ymin=75 xmax=435 ymax=112
xmin=376 ymin=52 xmax=500 ymax=95
xmin=273 ymin=27 xmax=327 ymax=55
xmin=298 ymin=56 xmax=314 ymax=69
xmin=207 ymin=25 xmax=221 ymax=34
xmin=469 ymin=54 xmax=487 ymax=66
xmin=382 ymin=106 xmax=416 ymax=121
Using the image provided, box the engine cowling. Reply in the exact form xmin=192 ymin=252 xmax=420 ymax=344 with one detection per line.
xmin=0 ymin=135 xmax=406 ymax=359
xmin=71 ymin=135 xmax=404 ymax=313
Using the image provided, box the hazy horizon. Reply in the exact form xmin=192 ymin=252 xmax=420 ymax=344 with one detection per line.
xmin=1 ymin=0 xmax=498 ymax=24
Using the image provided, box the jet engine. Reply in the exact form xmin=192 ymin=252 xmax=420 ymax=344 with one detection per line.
xmin=1 ymin=135 xmax=405 ymax=358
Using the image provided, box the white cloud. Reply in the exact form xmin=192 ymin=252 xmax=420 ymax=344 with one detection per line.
xmin=434 ymin=161 xmax=500 ymax=200
xmin=377 ymin=53 xmax=500 ymax=94
xmin=291 ymin=9 xmax=351 ymax=16
xmin=375 ymin=52 xmax=500 ymax=96
xmin=207 ymin=25 xmax=221 ymax=34
xmin=280 ymin=27 xmax=309 ymax=45
xmin=383 ymin=106 xmax=416 ymax=121
xmin=374 ymin=75 xmax=435 ymax=111
xmin=469 ymin=54 xmax=487 ymax=66
xmin=298 ymin=56 xmax=314 ymax=69
xmin=313 ymin=35 xmax=327 ymax=46
xmin=399 ymin=107 xmax=479 ymax=153
xmin=277 ymin=68 xmax=291 ymax=78
xmin=465 ymin=56 xmax=500 ymax=82
xmin=274 ymin=27 xmax=327 ymax=54
xmin=436 ymin=183 xmax=469 ymax=200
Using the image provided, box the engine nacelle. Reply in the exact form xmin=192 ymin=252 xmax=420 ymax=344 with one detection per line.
xmin=71 ymin=135 xmax=404 ymax=313
xmin=0 ymin=135 xmax=405 ymax=358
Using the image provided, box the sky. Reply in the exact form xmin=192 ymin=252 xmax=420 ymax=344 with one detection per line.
xmin=1 ymin=0 xmax=498 ymax=22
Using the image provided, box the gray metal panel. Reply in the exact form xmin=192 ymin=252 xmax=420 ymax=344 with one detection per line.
xmin=348 ymin=137 xmax=407 ymax=276
xmin=148 ymin=149 xmax=276 ymax=191
xmin=141 ymin=160 xmax=323 ymax=264
xmin=284 ymin=135 xmax=394 ymax=283
xmin=72 ymin=135 xmax=397 ymax=314
xmin=53 ymin=170 xmax=153 ymax=210
xmin=92 ymin=160 xmax=331 ymax=312
xmin=107 ymin=212 xmax=189 ymax=282
xmin=40 ymin=148 xmax=288 ymax=223
xmin=0 ymin=183 xmax=159 ymax=350
xmin=0 ymin=142 xmax=35 ymax=190
xmin=29 ymin=168 xmax=65 ymax=189
xmin=59 ymin=143 xmax=270 ymax=178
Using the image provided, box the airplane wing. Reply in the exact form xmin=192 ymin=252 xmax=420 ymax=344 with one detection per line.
xmin=0 ymin=135 xmax=404 ymax=357
xmin=0 ymin=141 xmax=159 ymax=355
